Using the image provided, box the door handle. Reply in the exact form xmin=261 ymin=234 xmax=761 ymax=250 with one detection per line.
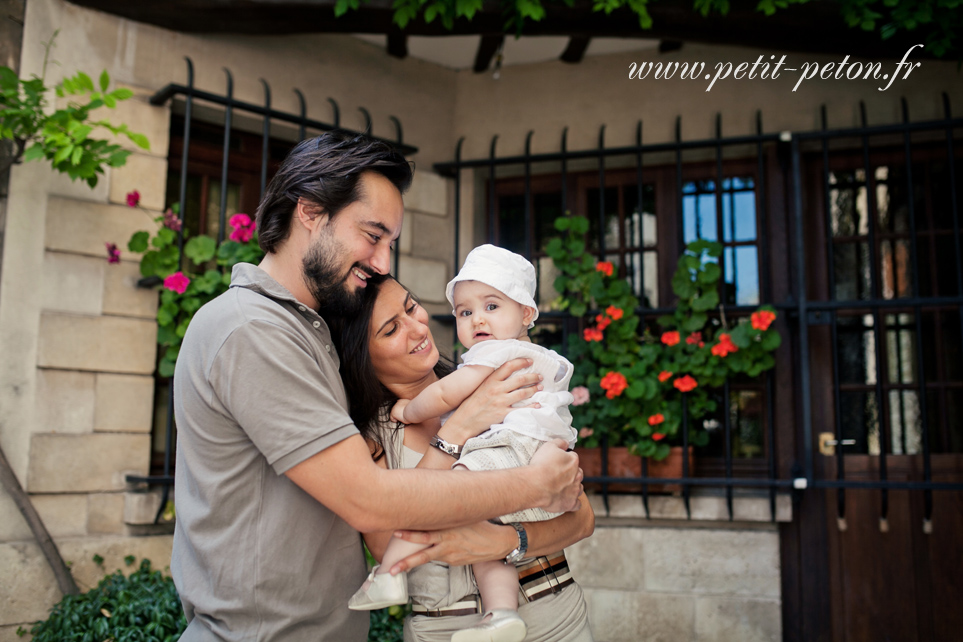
xmin=818 ymin=432 xmax=856 ymax=456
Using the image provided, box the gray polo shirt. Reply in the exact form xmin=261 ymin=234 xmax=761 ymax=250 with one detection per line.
xmin=171 ymin=263 xmax=368 ymax=641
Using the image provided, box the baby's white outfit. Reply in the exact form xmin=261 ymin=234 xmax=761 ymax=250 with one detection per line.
xmin=455 ymin=339 xmax=576 ymax=523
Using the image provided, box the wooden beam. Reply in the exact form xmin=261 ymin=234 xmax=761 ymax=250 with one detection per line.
xmin=474 ymin=34 xmax=504 ymax=73
xmin=387 ymin=32 xmax=407 ymax=58
xmin=560 ymin=36 xmax=590 ymax=63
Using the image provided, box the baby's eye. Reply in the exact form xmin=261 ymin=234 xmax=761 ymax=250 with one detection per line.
xmin=458 ymin=310 xmax=472 ymax=317
xmin=486 ymin=303 xmax=498 ymax=311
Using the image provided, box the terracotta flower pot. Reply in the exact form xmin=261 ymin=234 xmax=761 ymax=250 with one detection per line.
xmin=574 ymin=445 xmax=694 ymax=494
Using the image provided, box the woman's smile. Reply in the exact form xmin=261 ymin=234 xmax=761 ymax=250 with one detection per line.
xmin=410 ymin=337 xmax=431 ymax=354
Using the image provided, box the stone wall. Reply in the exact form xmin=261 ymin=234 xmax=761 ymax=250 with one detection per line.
xmin=567 ymin=495 xmax=790 ymax=642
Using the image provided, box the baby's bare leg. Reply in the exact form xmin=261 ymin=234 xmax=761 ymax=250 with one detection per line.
xmin=472 ymin=559 xmax=520 ymax=613
xmin=372 ymin=536 xmax=430 ymax=576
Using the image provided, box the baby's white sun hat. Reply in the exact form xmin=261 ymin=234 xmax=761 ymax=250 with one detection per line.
xmin=446 ymin=244 xmax=539 ymax=329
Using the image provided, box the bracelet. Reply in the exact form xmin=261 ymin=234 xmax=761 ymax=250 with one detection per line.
xmin=429 ymin=435 xmax=463 ymax=459
xmin=505 ymin=522 xmax=528 ymax=564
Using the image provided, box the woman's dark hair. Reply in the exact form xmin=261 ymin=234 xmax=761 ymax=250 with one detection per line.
xmin=256 ymin=131 xmax=414 ymax=253
xmin=328 ymin=275 xmax=453 ymax=452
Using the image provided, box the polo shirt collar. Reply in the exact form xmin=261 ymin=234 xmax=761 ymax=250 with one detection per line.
xmin=230 ymin=262 xmax=316 ymax=313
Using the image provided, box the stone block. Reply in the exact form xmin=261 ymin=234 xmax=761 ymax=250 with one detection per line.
xmin=108 ymin=153 xmax=168 ymax=211
xmin=397 ymin=256 xmax=448 ymax=304
xmin=0 ymin=542 xmax=63 ymax=625
xmin=35 ymin=369 xmax=95 ymax=434
xmin=583 ymin=588 xmax=694 ymax=642
xmin=88 ymin=493 xmax=126 ymax=535
xmin=398 ymin=213 xmax=413 ymax=255
xmin=411 ymin=212 xmax=454 ymax=262
xmin=32 ymin=494 xmax=88 ymax=538
xmin=47 ymin=162 xmax=111 ymax=203
xmin=102 ymin=260 xmax=159 ymax=319
xmin=27 ymin=433 xmax=150 ymax=493
xmin=59 ymin=535 xmax=174 ymax=591
xmin=124 ymin=489 xmax=165 ymax=525
xmin=45 ymin=196 xmax=151 ymax=259
xmin=567 ymin=526 xmax=645 ymax=591
xmin=642 ymin=528 xmax=780 ymax=598
xmin=405 ymin=171 xmax=449 ymax=217
xmin=99 ymin=84 xmax=171 ymax=157
xmin=695 ymin=596 xmax=782 ymax=642
xmin=41 ymin=251 xmax=104 ymax=315
xmin=0 ymin=487 xmax=32 ymax=542
xmin=94 ymin=374 xmax=154 ymax=433
xmin=37 ymin=313 xmax=157 ymax=374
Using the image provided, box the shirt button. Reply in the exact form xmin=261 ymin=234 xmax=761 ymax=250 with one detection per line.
xmin=313 ymin=321 xmax=321 ymax=328
xmin=325 ymin=345 xmax=331 ymax=353
xmin=299 ymin=306 xmax=306 ymax=312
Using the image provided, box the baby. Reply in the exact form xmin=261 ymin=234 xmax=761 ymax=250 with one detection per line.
xmin=348 ymin=244 xmax=577 ymax=642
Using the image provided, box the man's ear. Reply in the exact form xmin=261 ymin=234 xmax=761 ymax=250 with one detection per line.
xmin=522 ymin=306 xmax=536 ymax=327
xmin=295 ymin=199 xmax=328 ymax=233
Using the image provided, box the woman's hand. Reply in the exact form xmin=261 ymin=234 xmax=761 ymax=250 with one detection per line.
xmin=439 ymin=358 xmax=542 ymax=444
xmin=390 ymin=399 xmax=410 ymax=424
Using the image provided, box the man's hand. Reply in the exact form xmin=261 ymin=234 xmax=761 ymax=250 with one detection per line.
xmin=386 ymin=521 xmax=515 ymax=574
xmin=390 ymin=399 xmax=410 ymax=424
xmin=529 ymin=439 xmax=583 ymax=514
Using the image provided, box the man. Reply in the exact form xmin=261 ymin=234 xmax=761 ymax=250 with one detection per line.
xmin=171 ymin=132 xmax=583 ymax=641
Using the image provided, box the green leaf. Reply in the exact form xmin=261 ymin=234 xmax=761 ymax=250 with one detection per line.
xmin=760 ymin=330 xmax=782 ymax=351
xmin=127 ymin=231 xmax=150 ymax=253
xmin=682 ymin=313 xmax=707 ymax=332
xmin=691 ymin=289 xmax=719 ymax=312
xmin=185 ymin=235 xmax=217 ymax=264
xmin=22 ymin=144 xmax=45 ymax=162
xmin=127 ymin=132 xmax=150 ymax=149
xmin=99 ymin=70 xmax=109 ymax=92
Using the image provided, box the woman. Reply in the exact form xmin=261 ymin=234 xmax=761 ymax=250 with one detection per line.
xmin=330 ymin=276 xmax=594 ymax=642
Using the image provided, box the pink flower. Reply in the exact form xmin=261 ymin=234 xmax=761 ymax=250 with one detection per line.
xmin=572 ymin=386 xmax=590 ymax=406
xmin=162 ymin=208 xmax=182 ymax=232
xmin=578 ymin=427 xmax=594 ymax=439
xmin=105 ymin=242 xmax=121 ymax=264
xmin=126 ymin=190 xmax=140 ymax=207
xmin=163 ymin=271 xmax=190 ymax=294
xmin=229 ymin=213 xmax=255 ymax=243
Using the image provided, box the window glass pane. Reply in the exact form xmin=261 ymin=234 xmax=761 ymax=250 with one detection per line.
xmin=833 ymin=241 xmax=872 ymax=300
xmin=888 ymin=390 xmax=921 ymax=455
xmin=884 ymin=313 xmax=917 ymax=385
xmin=586 ymin=187 xmax=619 ymax=253
xmin=829 ymin=172 xmax=868 ymax=237
xmin=723 ymin=246 xmax=760 ymax=306
xmin=206 ymin=180 xmax=242 ymax=240
xmin=622 ymin=184 xmax=657 ymax=248
xmin=837 ymin=315 xmax=877 ymax=385
xmin=721 ymin=179 xmax=756 ymax=243
xmin=840 ymin=391 xmax=880 ymax=455
xmin=534 ymin=191 xmax=564 ymax=254
xmin=682 ymin=180 xmax=717 ymax=243
xmin=497 ymin=194 xmax=526 ymax=256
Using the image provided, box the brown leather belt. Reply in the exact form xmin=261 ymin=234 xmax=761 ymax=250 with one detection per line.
xmin=410 ymin=551 xmax=574 ymax=618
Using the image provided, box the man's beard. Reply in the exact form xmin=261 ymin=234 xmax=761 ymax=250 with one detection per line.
xmin=303 ymin=237 xmax=369 ymax=317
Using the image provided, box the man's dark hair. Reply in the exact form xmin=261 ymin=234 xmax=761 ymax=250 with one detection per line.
xmin=327 ymin=275 xmax=453 ymax=455
xmin=256 ymin=131 xmax=413 ymax=253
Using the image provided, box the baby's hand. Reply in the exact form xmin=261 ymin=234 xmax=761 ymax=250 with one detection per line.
xmin=390 ymin=399 xmax=410 ymax=424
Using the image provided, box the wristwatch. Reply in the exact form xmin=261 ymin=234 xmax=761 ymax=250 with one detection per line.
xmin=505 ymin=522 xmax=529 ymax=564
xmin=429 ymin=435 xmax=463 ymax=459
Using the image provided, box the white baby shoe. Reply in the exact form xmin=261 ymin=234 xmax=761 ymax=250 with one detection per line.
xmin=347 ymin=565 xmax=409 ymax=611
xmin=451 ymin=609 xmax=527 ymax=642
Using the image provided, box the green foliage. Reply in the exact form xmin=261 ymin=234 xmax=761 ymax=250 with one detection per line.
xmin=124 ymin=205 xmax=264 ymax=377
xmin=546 ymin=214 xmax=781 ymax=460
xmin=331 ymin=0 xmax=958 ymax=56
xmin=26 ymin=557 xmax=186 ymax=642
xmin=0 ymin=32 xmax=149 ymax=186
xmin=367 ymin=605 xmax=409 ymax=642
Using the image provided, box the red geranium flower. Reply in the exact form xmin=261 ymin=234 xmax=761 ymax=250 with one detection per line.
xmin=661 ymin=331 xmax=680 ymax=346
xmin=674 ymin=375 xmax=698 ymax=392
xmin=595 ymin=314 xmax=611 ymax=330
xmin=596 ymin=261 xmax=614 ymax=277
xmin=686 ymin=332 xmax=702 ymax=345
xmin=599 ymin=371 xmax=629 ymax=399
xmin=648 ymin=414 xmax=665 ymax=426
xmin=658 ymin=370 xmax=673 ymax=383
xmin=105 ymin=242 xmax=121 ymax=264
xmin=651 ymin=432 xmax=666 ymax=441
xmin=583 ymin=327 xmax=604 ymax=342
xmin=751 ymin=310 xmax=777 ymax=331
xmin=163 ymin=271 xmax=191 ymax=295
xmin=711 ymin=333 xmax=738 ymax=358
xmin=605 ymin=305 xmax=624 ymax=320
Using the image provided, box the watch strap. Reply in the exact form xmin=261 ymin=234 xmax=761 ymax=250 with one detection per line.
xmin=429 ymin=435 xmax=463 ymax=458
xmin=505 ymin=522 xmax=528 ymax=564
